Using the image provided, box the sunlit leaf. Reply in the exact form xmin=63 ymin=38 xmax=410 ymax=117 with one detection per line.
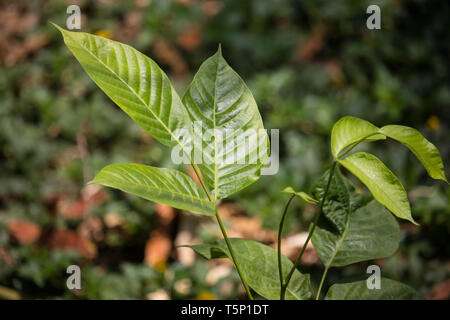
xmin=380 ymin=125 xmax=447 ymax=183
xmin=90 ymin=163 xmax=215 ymax=216
xmin=338 ymin=152 xmax=415 ymax=224
xmin=187 ymin=238 xmax=311 ymax=300
xmin=54 ymin=24 xmax=192 ymax=151
xmin=325 ymin=278 xmax=422 ymax=300
xmin=182 ymin=47 xmax=269 ymax=199
xmin=331 ymin=116 xmax=385 ymax=158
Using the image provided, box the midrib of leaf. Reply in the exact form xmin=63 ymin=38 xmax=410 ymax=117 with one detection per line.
xmin=398 ymin=139 xmax=437 ymax=177
xmin=337 ymin=132 xmax=382 ymax=159
xmin=67 ymin=31 xmax=194 ymax=168
xmin=212 ymin=55 xmax=220 ymax=199
xmin=102 ymin=179 xmax=211 ymax=204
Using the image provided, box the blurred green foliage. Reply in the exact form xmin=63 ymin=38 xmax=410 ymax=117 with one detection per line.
xmin=0 ymin=0 xmax=448 ymax=299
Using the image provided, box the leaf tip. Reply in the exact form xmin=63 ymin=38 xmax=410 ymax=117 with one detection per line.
xmin=49 ymin=21 xmax=64 ymax=33
xmin=281 ymin=187 xmax=295 ymax=194
xmin=404 ymin=213 xmax=419 ymax=226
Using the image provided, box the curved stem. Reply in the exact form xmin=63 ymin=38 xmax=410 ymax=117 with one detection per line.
xmin=280 ymin=161 xmax=337 ymax=299
xmin=277 ymin=194 xmax=295 ymax=300
xmin=215 ymin=209 xmax=253 ymax=300
xmin=315 ymin=265 xmax=330 ymax=300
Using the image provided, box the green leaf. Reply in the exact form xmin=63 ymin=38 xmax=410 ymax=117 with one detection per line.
xmin=188 ymin=238 xmax=311 ymax=300
xmin=182 ymin=47 xmax=269 ymax=199
xmin=338 ymin=152 xmax=415 ymax=224
xmin=380 ymin=125 xmax=448 ymax=183
xmin=325 ymin=278 xmax=423 ymax=300
xmin=312 ymin=168 xmax=399 ymax=267
xmin=331 ymin=116 xmax=386 ymax=158
xmin=89 ymin=163 xmax=215 ymax=216
xmin=282 ymin=187 xmax=318 ymax=204
xmin=312 ymin=169 xmax=372 ymax=234
xmin=312 ymin=200 xmax=400 ymax=267
xmin=54 ymin=24 xmax=192 ymax=151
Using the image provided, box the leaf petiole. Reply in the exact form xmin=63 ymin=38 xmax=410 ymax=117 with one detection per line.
xmin=280 ymin=161 xmax=337 ymax=300
xmin=277 ymin=193 xmax=296 ymax=299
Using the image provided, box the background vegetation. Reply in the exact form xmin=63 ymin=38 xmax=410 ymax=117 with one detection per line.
xmin=0 ymin=0 xmax=448 ymax=300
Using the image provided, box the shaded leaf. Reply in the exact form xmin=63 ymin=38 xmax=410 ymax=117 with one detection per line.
xmin=313 ymin=169 xmax=349 ymax=233
xmin=331 ymin=116 xmax=385 ymax=158
xmin=380 ymin=125 xmax=447 ymax=183
xmin=312 ymin=168 xmax=398 ymax=268
xmin=312 ymin=200 xmax=400 ymax=267
xmin=90 ymin=163 xmax=215 ymax=216
xmin=282 ymin=187 xmax=318 ymax=204
xmin=339 ymin=152 xmax=415 ymax=224
xmin=187 ymin=238 xmax=311 ymax=300
xmin=325 ymin=278 xmax=423 ymax=300
xmin=312 ymin=168 xmax=372 ymax=234
xmin=182 ymin=47 xmax=269 ymax=199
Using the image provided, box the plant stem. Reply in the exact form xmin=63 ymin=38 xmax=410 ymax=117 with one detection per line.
xmin=315 ymin=265 xmax=330 ymax=300
xmin=280 ymin=161 xmax=337 ymax=299
xmin=277 ymin=194 xmax=295 ymax=299
xmin=189 ymin=161 xmax=253 ymax=300
xmin=215 ymin=209 xmax=254 ymax=300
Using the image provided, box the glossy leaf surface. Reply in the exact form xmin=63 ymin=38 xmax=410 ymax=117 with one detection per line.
xmin=90 ymin=163 xmax=215 ymax=216
xmin=55 ymin=25 xmax=192 ymax=151
xmin=182 ymin=48 xmax=269 ymax=199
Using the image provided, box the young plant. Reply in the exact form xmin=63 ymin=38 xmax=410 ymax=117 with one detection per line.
xmin=54 ymin=24 xmax=269 ymax=300
xmin=55 ymin=25 xmax=447 ymax=300
xmin=278 ymin=116 xmax=447 ymax=299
